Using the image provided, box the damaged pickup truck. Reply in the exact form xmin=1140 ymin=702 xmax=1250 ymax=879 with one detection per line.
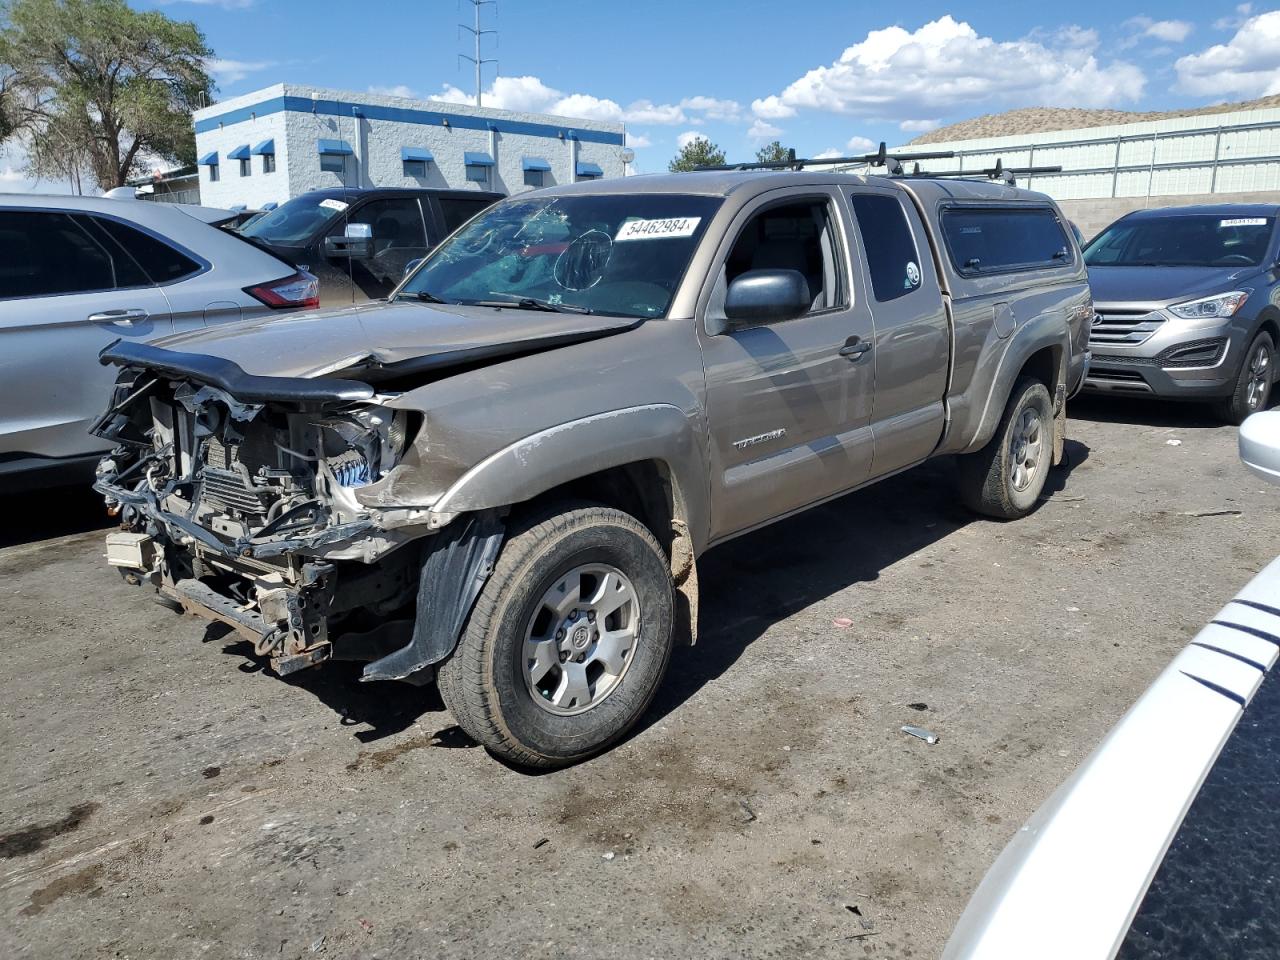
xmin=94 ymin=169 xmax=1091 ymax=767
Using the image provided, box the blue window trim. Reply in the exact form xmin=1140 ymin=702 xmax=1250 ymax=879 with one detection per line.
xmin=576 ymin=161 xmax=603 ymax=177
xmin=198 ymin=151 xmax=219 ymax=166
xmin=227 ymin=144 xmax=251 ymax=161
xmin=251 ymin=139 xmax=275 ymax=155
xmin=401 ymin=146 xmax=434 ymax=163
xmin=464 ymin=151 xmax=495 ymax=167
xmin=522 ymin=156 xmax=551 ymax=172
xmin=194 ymin=94 xmax=625 ymax=146
xmin=317 ymin=139 xmax=354 ymax=156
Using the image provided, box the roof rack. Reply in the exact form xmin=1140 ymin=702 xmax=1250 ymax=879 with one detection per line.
xmin=906 ymin=157 xmax=1064 ymax=186
xmin=694 ymin=142 xmax=955 ymax=174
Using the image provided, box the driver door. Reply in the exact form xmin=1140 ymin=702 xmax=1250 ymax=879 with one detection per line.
xmin=324 ymin=197 xmax=431 ymax=303
xmin=696 ymin=189 xmax=877 ymax=542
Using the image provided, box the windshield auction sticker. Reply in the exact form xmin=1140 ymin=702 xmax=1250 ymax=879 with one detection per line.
xmin=1220 ymin=218 xmax=1267 ymax=227
xmin=615 ymin=217 xmax=701 ymax=241
xmin=319 ymin=198 xmax=350 ymax=212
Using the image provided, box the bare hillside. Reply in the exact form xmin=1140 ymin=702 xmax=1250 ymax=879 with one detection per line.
xmin=910 ymin=94 xmax=1280 ymax=145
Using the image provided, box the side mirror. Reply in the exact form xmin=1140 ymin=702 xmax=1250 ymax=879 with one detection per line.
xmin=1240 ymin=410 xmax=1280 ymax=484
xmin=724 ymin=269 xmax=811 ymax=326
xmin=323 ymin=222 xmax=373 ymax=260
xmin=403 ymin=257 xmax=424 ymax=279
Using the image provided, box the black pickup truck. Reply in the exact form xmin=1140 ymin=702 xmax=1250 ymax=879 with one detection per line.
xmin=238 ymin=187 xmax=502 ymax=305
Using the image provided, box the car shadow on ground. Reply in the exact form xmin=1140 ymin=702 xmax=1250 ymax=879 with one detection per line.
xmin=0 ymin=483 xmax=114 ymax=550
xmin=626 ymin=441 xmax=1090 ymax=748
xmin=1067 ymin=394 xmax=1229 ymax=430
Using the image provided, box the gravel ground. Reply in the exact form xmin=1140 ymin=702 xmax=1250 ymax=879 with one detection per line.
xmin=2 ymin=397 xmax=1276 ymax=960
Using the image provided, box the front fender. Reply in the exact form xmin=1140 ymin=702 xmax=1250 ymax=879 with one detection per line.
xmin=426 ymin=403 xmax=710 ymax=551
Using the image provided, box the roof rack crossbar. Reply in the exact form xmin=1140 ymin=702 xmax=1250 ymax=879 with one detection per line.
xmin=693 ymin=142 xmax=955 ymax=174
xmin=906 ymin=158 xmax=1064 ymax=186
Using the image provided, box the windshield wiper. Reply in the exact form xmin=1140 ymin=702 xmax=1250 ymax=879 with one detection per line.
xmin=470 ymin=296 xmax=592 ymax=315
xmin=401 ymin=290 xmax=453 ymax=305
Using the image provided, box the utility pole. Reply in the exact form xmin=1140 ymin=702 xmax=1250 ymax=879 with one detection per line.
xmin=459 ymin=0 xmax=497 ymax=107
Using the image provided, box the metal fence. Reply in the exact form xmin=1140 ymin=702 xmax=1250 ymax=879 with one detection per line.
xmin=897 ymin=115 xmax=1280 ymax=200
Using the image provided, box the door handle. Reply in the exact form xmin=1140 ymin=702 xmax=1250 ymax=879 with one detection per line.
xmin=839 ymin=337 xmax=872 ymax=360
xmin=88 ymin=308 xmax=148 ymax=328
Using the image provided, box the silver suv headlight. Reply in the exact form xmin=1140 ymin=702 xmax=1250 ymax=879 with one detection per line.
xmin=1168 ymin=290 xmax=1249 ymax=320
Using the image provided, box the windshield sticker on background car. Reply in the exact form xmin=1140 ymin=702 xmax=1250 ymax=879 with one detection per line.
xmin=905 ymin=261 xmax=921 ymax=288
xmin=319 ymin=198 xmax=349 ymax=212
xmin=1220 ymin=218 xmax=1268 ymax=227
xmin=615 ymin=217 xmax=702 ymax=241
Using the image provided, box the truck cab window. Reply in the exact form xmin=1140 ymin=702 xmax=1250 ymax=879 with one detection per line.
xmin=715 ymin=199 xmax=844 ymax=320
xmin=850 ymin=193 xmax=922 ymax=303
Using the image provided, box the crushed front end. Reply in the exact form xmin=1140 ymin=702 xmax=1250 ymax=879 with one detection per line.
xmin=93 ymin=349 xmax=432 ymax=677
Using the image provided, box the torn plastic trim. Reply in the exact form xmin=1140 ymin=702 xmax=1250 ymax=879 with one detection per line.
xmin=361 ymin=511 xmax=504 ymax=682
xmin=99 ymin=340 xmax=376 ymax=404
xmin=93 ymin=474 xmax=378 ymax=561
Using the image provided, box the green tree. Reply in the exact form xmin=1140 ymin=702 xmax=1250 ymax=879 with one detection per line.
xmin=754 ymin=140 xmax=791 ymax=164
xmin=0 ymin=0 xmax=213 ymax=190
xmin=668 ymin=135 xmax=725 ymax=172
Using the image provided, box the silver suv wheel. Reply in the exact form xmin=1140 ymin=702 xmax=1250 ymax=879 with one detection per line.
xmin=523 ymin=563 xmax=639 ymax=715
xmin=1246 ymin=341 xmax=1271 ymax=412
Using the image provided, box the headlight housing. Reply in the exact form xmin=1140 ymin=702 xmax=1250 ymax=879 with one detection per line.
xmin=1168 ymin=291 xmax=1249 ymax=320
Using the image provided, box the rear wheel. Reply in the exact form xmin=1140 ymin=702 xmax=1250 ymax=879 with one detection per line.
xmin=1214 ymin=331 xmax=1274 ymax=426
xmin=957 ymin=377 xmax=1054 ymax=519
xmin=437 ymin=502 xmax=674 ymax=768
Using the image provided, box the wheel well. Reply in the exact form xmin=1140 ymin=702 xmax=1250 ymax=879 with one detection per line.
xmin=1257 ymin=312 xmax=1280 ymax=345
xmin=1018 ymin=345 xmax=1060 ymax=394
xmin=523 ymin=460 xmax=684 ymax=560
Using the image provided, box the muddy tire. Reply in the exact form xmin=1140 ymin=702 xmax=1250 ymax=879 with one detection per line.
xmin=436 ymin=502 xmax=674 ymax=769
xmin=957 ymin=377 xmax=1054 ymax=519
xmin=1214 ymin=331 xmax=1274 ymax=426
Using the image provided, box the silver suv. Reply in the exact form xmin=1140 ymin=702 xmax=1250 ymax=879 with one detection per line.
xmin=95 ymin=170 xmax=1090 ymax=767
xmin=1083 ymin=204 xmax=1280 ymax=423
xmin=0 ymin=195 xmax=318 ymax=491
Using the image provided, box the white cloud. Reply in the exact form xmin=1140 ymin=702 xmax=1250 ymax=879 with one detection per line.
xmin=676 ymin=130 xmax=708 ymax=150
xmin=1176 ymin=10 xmax=1280 ymax=98
xmin=625 ymin=132 xmax=653 ymax=149
xmin=1122 ymin=16 xmax=1194 ymax=47
xmin=747 ymin=118 xmax=783 ymax=140
xmin=368 ymin=84 xmax=418 ymax=100
xmin=751 ymin=16 xmax=1145 ymax=124
xmin=812 ymin=148 xmax=844 ymax=160
xmin=846 ymin=135 xmax=877 ymax=152
xmin=1215 ymin=4 xmax=1254 ymax=30
xmin=680 ymin=95 xmax=742 ymax=122
xmin=207 ymin=58 xmax=275 ymax=85
xmin=425 ymin=76 xmax=738 ymax=128
xmin=899 ymin=119 xmax=939 ymax=133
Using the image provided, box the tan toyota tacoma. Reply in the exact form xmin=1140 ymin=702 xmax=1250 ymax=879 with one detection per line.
xmin=94 ymin=163 xmax=1092 ymax=767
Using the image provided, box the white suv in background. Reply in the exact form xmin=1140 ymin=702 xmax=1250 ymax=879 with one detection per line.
xmin=0 ymin=195 xmax=318 ymax=492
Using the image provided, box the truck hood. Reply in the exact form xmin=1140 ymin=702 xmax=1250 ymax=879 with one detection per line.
xmin=145 ymin=300 xmax=643 ymax=382
xmin=1087 ymin=265 xmax=1257 ymax=308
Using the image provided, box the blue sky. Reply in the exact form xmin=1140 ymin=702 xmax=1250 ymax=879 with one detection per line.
xmin=4 ymin=0 xmax=1279 ymax=188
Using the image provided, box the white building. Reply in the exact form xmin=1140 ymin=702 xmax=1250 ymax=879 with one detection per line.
xmin=192 ymin=83 xmax=627 ymax=210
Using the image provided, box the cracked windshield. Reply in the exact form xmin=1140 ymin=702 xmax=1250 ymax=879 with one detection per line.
xmin=401 ymin=195 xmax=721 ymax=317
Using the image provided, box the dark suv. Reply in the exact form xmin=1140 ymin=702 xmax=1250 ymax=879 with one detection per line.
xmin=1083 ymin=204 xmax=1280 ymax=423
xmin=239 ymin=187 xmax=502 ymax=305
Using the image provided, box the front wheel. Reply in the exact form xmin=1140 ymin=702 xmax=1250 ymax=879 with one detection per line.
xmin=436 ymin=502 xmax=674 ymax=768
xmin=1215 ymin=331 xmax=1274 ymax=426
xmin=956 ymin=377 xmax=1054 ymax=519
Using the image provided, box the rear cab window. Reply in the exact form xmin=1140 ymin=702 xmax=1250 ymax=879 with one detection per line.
xmin=849 ymin=193 xmax=925 ymax=302
xmin=438 ymin=196 xmax=496 ymax=234
xmin=942 ymin=205 xmax=1073 ymax=277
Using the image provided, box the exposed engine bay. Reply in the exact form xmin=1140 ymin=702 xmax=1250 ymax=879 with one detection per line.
xmin=92 ymin=365 xmax=449 ymax=677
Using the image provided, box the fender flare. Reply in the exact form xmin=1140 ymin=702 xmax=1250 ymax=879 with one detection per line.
xmin=427 ymin=403 xmax=709 ymax=550
xmin=963 ymin=320 xmax=1068 ymax=455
